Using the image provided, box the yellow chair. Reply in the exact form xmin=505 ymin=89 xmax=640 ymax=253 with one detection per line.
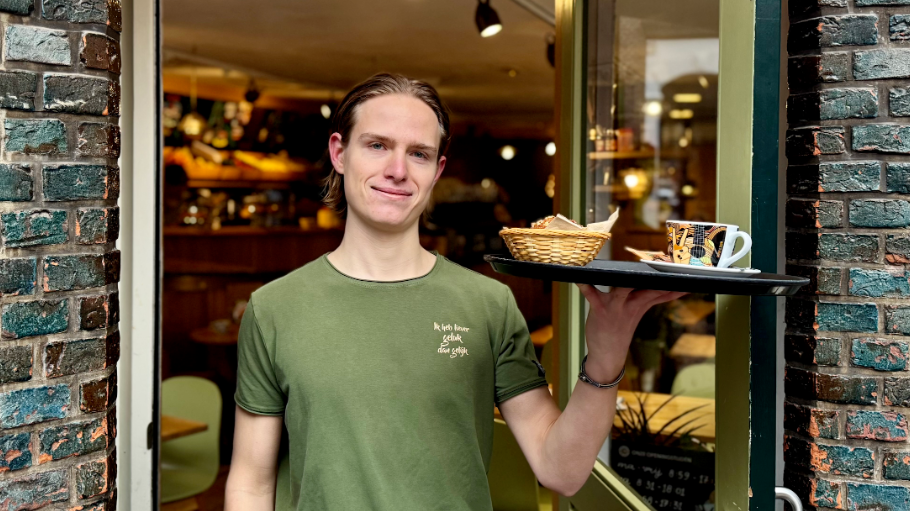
xmin=161 ymin=376 xmax=222 ymax=503
xmin=488 ymin=419 xmax=541 ymax=511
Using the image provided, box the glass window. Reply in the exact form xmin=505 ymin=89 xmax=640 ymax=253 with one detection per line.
xmin=585 ymin=1 xmax=719 ymax=509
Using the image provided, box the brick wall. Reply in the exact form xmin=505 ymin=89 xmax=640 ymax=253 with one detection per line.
xmin=786 ymin=0 xmax=910 ymax=507
xmin=0 ymin=0 xmax=120 ymax=509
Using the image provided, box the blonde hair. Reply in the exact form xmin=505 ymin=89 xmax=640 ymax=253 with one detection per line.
xmin=322 ymin=73 xmax=451 ymax=216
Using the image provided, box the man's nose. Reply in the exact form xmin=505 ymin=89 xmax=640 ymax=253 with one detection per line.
xmin=384 ymin=150 xmax=408 ymax=181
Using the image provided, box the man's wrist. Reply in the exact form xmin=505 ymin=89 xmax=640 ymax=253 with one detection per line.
xmin=581 ymin=355 xmax=625 ymax=384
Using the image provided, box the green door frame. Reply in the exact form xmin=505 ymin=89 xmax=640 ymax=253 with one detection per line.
xmin=554 ymin=0 xmax=782 ymax=509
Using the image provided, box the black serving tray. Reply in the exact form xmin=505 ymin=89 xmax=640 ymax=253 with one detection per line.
xmin=484 ymin=255 xmax=809 ymax=296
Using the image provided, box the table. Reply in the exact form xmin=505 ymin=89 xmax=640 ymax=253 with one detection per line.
xmin=530 ymin=325 xmax=553 ymax=348
xmin=161 ymin=414 xmax=208 ymax=442
xmin=189 ymin=324 xmax=239 ymax=345
xmin=669 ymin=334 xmax=716 ymax=361
xmin=615 ymin=390 xmax=715 ymax=444
xmin=669 ymin=301 xmax=716 ymax=326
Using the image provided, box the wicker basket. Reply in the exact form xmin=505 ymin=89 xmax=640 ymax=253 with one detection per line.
xmin=499 ymin=228 xmax=611 ymax=266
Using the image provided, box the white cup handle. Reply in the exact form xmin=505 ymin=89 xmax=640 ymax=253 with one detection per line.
xmin=719 ymin=231 xmax=752 ymax=268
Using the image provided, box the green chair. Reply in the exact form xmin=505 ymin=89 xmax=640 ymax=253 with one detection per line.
xmin=488 ymin=419 xmax=541 ymax=511
xmin=161 ymin=376 xmax=222 ymax=503
xmin=671 ymin=361 xmax=716 ymax=399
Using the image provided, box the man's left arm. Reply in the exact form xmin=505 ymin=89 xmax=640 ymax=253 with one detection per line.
xmin=499 ymin=285 xmax=685 ymax=497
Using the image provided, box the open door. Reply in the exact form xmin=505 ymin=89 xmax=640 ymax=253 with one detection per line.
xmin=553 ymin=0 xmax=782 ymax=509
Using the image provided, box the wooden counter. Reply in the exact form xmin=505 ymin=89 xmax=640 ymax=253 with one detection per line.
xmin=615 ymin=390 xmax=715 ymax=444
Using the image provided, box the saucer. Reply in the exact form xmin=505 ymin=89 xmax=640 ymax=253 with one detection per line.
xmin=642 ymin=260 xmax=761 ymax=277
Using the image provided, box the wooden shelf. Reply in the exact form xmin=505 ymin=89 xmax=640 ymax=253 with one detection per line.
xmin=589 ymin=150 xmax=688 ymax=160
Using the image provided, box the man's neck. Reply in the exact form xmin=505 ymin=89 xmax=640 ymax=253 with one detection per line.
xmin=327 ymin=212 xmax=436 ymax=282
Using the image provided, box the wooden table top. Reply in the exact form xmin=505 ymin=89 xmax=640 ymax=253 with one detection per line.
xmin=190 ymin=325 xmax=239 ymax=345
xmin=161 ymin=414 xmax=208 ymax=442
xmin=669 ymin=334 xmax=716 ymax=360
xmin=669 ymin=300 xmax=716 ymax=326
xmin=530 ymin=325 xmax=553 ymax=348
xmin=615 ymin=390 xmax=715 ymax=444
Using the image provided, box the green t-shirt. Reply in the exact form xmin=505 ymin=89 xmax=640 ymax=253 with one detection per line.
xmin=234 ymin=252 xmax=548 ymax=510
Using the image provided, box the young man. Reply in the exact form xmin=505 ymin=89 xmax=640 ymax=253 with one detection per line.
xmin=225 ymin=73 xmax=683 ymax=510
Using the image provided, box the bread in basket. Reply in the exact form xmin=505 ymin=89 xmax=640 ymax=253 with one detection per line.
xmin=499 ymin=215 xmax=612 ymax=266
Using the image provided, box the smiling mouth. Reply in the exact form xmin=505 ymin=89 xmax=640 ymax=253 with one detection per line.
xmin=372 ymin=187 xmax=412 ymax=197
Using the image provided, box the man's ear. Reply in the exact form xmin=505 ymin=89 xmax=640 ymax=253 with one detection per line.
xmin=432 ymin=155 xmax=447 ymax=185
xmin=328 ymin=133 xmax=345 ymax=175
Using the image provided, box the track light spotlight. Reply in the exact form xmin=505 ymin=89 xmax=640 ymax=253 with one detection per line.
xmin=476 ymin=0 xmax=502 ymax=38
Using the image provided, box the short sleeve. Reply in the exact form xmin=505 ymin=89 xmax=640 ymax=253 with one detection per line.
xmin=234 ymin=297 xmax=286 ymax=415
xmin=494 ymin=287 xmax=549 ymax=403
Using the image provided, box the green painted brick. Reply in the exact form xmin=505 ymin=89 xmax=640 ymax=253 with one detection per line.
xmin=889 ymin=163 xmax=910 ymax=193
xmin=859 ymin=0 xmax=910 ymax=4
xmin=43 ymin=165 xmax=118 ymax=201
xmin=75 ymin=208 xmax=118 ymax=245
xmin=852 ymin=338 xmax=910 ymax=370
xmin=820 ymin=161 xmax=881 ymax=192
xmin=3 ymin=119 xmax=66 ymax=155
xmin=38 ymin=418 xmax=106 ymax=462
xmin=0 ymin=258 xmax=36 ymax=296
xmin=0 ymin=71 xmax=37 ymax=111
xmin=854 ymin=124 xmax=910 ymax=153
xmin=850 ymin=199 xmax=910 ymax=228
xmin=894 ymin=15 xmax=910 ymax=41
xmin=3 ymin=26 xmax=70 ymax=66
xmin=888 ymin=235 xmax=910 ymax=264
xmin=856 ymin=49 xmax=910 ymax=80
xmin=818 ymin=302 xmax=878 ymax=332
xmin=821 ymin=88 xmax=878 ymax=119
xmin=43 ymin=75 xmax=110 ymax=115
xmin=1 ymin=210 xmax=68 ymax=248
xmin=819 ymin=200 xmax=843 ymax=227
xmin=814 ymin=443 xmax=875 ymax=477
xmin=819 ymin=267 xmax=843 ymax=295
xmin=888 ymin=306 xmax=910 ymax=335
xmin=884 ymin=450 xmax=910 ymax=480
xmin=789 ymin=15 xmax=879 ymax=51
xmin=0 ymin=385 xmax=69 ymax=428
xmin=43 ymin=255 xmax=105 ymax=292
xmin=42 ymin=0 xmax=111 ymax=24
xmin=0 ymin=300 xmax=68 ymax=340
xmin=0 ymin=164 xmax=32 ymax=202
xmin=0 ymin=0 xmax=33 ymax=14
xmin=787 ymin=126 xmax=846 ymax=157
xmin=847 ymin=410 xmax=908 ymax=441
xmin=0 ymin=346 xmax=31 ymax=384
xmin=819 ymin=234 xmax=879 ymax=262
xmin=847 ymin=483 xmax=910 ymax=510
xmin=850 ymin=268 xmax=910 ymax=297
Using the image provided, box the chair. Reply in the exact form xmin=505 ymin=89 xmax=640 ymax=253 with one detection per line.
xmin=161 ymin=376 xmax=222 ymax=504
xmin=488 ymin=419 xmax=541 ymax=511
xmin=671 ymin=361 xmax=716 ymax=399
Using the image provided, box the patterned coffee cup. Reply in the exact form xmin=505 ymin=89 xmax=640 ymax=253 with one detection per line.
xmin=666 ymin=220 xmax=752 ymax=268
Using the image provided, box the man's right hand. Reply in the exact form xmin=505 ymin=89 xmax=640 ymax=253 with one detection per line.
xmin=225 ymin=406 xmax=284 ymax=510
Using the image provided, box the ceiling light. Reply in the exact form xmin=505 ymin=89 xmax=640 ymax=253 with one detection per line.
xmin=673 ymin=93 xmax=702 ymax=103
xmin=476 ymin=0 xmax=503 ymax=38
xmin=669 ymin=109 xmax=694 ymax=119
xmin=320 ymin=104 xmax=332 ymax=119
xmin=679 ymin=137 xmax=689 ymax=148
xmin=698 ymin=76 xmax=709 ymax=89
xmin=545 ymin=142 xmax=556 ymax=156
xmin=546 ymin=33 xmax=555 ymax=67
xmin=244 ymin=79 xmax=260 ymax=103
xmin=623 ymin=174 xmax=640 ymax=188
xmin=499 ymin=145 xmax=516 ymax=160
xmin=481 ymin=178 xmax=492 ymax=188
xmin=643 ymin=101 xmax=662 ymax=117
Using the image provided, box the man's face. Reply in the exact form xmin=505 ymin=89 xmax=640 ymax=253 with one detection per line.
xmin=329 ymin=94 xmax=446 ymax=232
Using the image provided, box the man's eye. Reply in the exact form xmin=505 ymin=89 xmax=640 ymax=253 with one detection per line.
xmin=414 ymin=152 xmax=426 ymax=159
xmin=371 ymin=143 xmax=383 ymax=150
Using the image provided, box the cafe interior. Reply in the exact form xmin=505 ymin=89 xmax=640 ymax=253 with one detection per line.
xmin=157 ymin=0 xmax=720 ymax=509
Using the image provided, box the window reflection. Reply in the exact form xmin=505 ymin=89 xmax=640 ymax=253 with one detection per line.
xmin=586 ymin=1 xmax=719 ymax=509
